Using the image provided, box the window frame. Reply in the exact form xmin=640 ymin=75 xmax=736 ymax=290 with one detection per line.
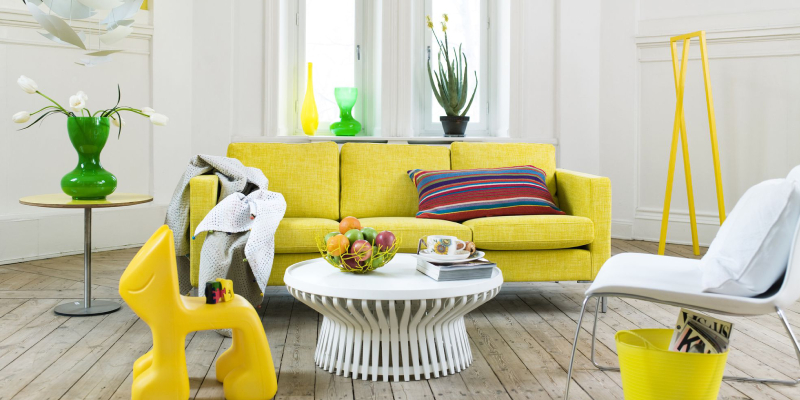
xmin=420 ymin=0 xmax=490 ymax=136
xmin=294 ymin=0 xmax=366 ymax=136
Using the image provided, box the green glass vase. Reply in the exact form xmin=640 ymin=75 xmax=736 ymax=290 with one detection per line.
xmin=61 ymin=117 xmax=117 ymax=200
xmin=330 ymin=87 xmax=361 ymax=136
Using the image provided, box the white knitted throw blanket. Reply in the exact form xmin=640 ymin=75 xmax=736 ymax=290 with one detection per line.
xmin=164 ymin=155 xmax=286 ymax=308
xmin=194 ymin=190 xmax=286 ymax=306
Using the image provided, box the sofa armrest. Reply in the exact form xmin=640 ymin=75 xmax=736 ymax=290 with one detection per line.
xmin=189 ymin=175 xmax=220 ymax=287
xmin=555 ymin=169 xmax=611 ymax=279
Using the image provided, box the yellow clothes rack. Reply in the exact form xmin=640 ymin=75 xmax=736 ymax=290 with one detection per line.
xmin=658 ymin=31 xmax=726 ymax=256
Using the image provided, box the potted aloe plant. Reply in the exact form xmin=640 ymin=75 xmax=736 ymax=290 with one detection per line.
xmin=11 ymin=76 xmax=168 ymax=200
xmin=426 ymin=14 xmax=477 ymax=137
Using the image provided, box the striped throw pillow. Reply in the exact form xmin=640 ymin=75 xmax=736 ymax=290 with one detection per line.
xmin=407 ymin=165 xmax=564 ymax=222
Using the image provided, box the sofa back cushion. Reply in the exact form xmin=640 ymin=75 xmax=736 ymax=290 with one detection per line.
xmin=451 ymin=142 xmax=558 ymax=199
xmin=340 ymin=143 xmax=451 ymax=218
xmin=227 ymin=142 xmax=339 ymax=219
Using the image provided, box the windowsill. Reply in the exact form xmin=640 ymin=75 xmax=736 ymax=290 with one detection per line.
xmin=231 ymin=135 xmax=558 ymax=145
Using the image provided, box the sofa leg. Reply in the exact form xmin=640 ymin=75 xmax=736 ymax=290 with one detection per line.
xmin=600 ymin=297 xmax=607 ymax=313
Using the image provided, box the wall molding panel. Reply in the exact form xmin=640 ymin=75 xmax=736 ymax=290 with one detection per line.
xmin=637 ymin=8 xmax=800 ymax=41
xmin=616 ymin=5 xmax=800 ymax=246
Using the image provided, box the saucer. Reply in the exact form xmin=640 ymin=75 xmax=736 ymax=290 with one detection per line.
xmin=416 ymin=250 xmax=486 ymax=264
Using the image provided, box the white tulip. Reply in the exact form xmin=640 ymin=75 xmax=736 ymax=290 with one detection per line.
xmin=150 ymin=113 xmax=168 ymax=126
xmin=11 ymin=111 xmax=30 ymax=123
xmin=17 ymin=76 xmax=38 ymax=94
xmin=76 ymin=91 xmax=89 ymax=102
xmin=69 ymin=94 xmax=86 ymax=112
xmin=112 ymin=116 xmax=125 ymax=127
xmin=141 ymin=107 xmax=155 ymax=116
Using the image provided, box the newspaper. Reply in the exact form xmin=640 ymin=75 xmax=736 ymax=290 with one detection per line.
xmin=668 ymin=308 xmax=733 ymax=354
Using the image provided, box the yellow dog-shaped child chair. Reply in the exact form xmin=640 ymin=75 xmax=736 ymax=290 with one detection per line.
xmin=119 ymin=225 xmax=277 ymax=400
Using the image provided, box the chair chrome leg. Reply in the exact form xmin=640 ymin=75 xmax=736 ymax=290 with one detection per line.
xmin=779 ymin=307 xmax=800 ymax=368
xmin=601 ymin=296 xmax=607 ymax=313
xmin=564 ymin=296 xmax=591 ymax=400
xmin=721 ymin=307 xmax=800 ymax=385
xmin=590 ymin=296 xmax=620 ymax=372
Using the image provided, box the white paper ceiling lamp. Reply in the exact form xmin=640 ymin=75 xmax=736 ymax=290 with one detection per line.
xmin=102 ymin=0 xmax=143 ymax=29
xmin=39 ymin=31 xmax=87 ymax=47
xmin=41 ymin=0 xmax=96 ymax=19
xmin=99 ymin=25 xmax=133 ymax=45
xmin=76 ymin=0 xmax=124 ymax=11
xmin=84 ymin=49 xmax=124 ymax=57
xmin=24 ymin=0 xmax=144 ymax=65
xmin=26 ymin=1 xmax=86 ymax=49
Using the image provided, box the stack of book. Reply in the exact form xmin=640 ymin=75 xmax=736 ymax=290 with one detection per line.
xmin=668 ymin=308 xmax=733 ymax=354
xmin=416 ymin=257 xmax=496 ymax=281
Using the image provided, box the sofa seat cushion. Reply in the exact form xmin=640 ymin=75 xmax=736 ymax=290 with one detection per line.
xmin=275 ymin=218 xmax=340 ymax=254
xmin=358 ymin=217 xmax=472 ymax=253
xmin=463 ymin=215 xmax=594 ymax=250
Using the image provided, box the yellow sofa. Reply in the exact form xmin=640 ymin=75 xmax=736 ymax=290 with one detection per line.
xmin=188 ymin=142 xmax=611 ymax=287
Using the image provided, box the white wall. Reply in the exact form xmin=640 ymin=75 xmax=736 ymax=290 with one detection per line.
xmin=600 ymin=0 xmax=638 ymax=239
xmin=602 ymin=0 xmax=800 ymax=245
xmin=208 ymin=0 xmax=601 ymax=164
xmin=557 ymin=1 xmax=601 ymax=175
xmin=11 ymin=0 xmax=792 ymax=263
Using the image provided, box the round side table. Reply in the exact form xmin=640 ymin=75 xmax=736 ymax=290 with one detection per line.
xmin=284 ymin=254 xmax=503 ymax=382
xmin=19 ymin=193 xmax=153 ymax=316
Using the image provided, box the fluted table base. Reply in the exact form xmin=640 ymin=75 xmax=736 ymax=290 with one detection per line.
xmin=288 ymin=286 xmax=500 ymax=382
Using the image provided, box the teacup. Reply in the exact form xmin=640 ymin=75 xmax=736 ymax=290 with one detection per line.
xmin=419 ymin=235 xmax=467 ymax=256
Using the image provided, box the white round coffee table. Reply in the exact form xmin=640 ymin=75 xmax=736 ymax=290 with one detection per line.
xmin=284 ymin=254 xmax=503 ymax=382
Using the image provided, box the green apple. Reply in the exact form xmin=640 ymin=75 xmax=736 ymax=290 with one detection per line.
xmin=324 ymin=231 xmax=339 ymax=243
xmin=344 ymin=229 xmax=364 ymax=244
xmin=371 ymin=255 xmax=385 ymax=269
xmin=361 ymin=227 xmax=378 ymax=244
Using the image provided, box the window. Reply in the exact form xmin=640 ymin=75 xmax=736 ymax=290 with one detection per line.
xmin=297 ymin=0 xmax=364 ymax=134
xmin=423 ymin=0 xmax=489 ymax=135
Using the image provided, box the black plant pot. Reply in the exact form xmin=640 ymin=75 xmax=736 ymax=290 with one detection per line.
xmin=440 ymin=116 xmax=470 ymax=137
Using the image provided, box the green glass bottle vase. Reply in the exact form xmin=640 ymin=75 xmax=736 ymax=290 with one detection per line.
xmin=61 ymin=117 xmax=117 ymax=200
xmin=330 ymin=87 xmax=361 ymax=136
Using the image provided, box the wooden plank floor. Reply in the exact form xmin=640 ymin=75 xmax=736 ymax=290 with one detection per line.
xmin=0 ymin=240 xmax=798 ymax=399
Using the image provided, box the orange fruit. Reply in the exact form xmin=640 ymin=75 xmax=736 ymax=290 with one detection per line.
xmin=326 ymin=234 xmax=350 ymax=256
xmin=339 ymin=216 xmax=362 ymax=234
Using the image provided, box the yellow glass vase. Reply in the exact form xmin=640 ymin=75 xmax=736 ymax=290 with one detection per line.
xmin=300 ymin=62 xmax=319 ymax=135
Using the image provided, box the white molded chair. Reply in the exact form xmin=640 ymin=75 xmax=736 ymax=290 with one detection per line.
xmin=563 ymin=218 xmax=800 ymax=399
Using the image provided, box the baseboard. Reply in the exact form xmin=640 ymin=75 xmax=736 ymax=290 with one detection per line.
xmin=0 ymin=204 xmax=167 ymax=265
xmin=0 ymin=243 xmax=146 ymax=266
xmin=633 ymin=209 xmax=720 ymax=247
xmin=611 ymin=219 xmax=634 ymax=240
xmin=612 ymin=212 xmax=720 ymax=247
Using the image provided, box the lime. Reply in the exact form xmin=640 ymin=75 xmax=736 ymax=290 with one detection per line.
xmin=361 ymin=227 xmax=378 ymax=243
xmin=371 ymin=255 xmax=385 ymax=269
xmin=326 ymin=255 xmax=340 ymax=264
xmin=345 ymin=229 xmax=364 ymax=244
xmin=324 ymin=231 xmax=339 ymax=243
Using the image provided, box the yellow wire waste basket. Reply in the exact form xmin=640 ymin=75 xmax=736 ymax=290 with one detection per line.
xmin=615 ymin=329 xmax=728 ymax=400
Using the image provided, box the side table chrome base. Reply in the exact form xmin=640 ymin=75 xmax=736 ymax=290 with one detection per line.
xmin=56 ymin=208 xmax=121 ymax=317
xmin=55 ymin=300 xmax=121 ymax=316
